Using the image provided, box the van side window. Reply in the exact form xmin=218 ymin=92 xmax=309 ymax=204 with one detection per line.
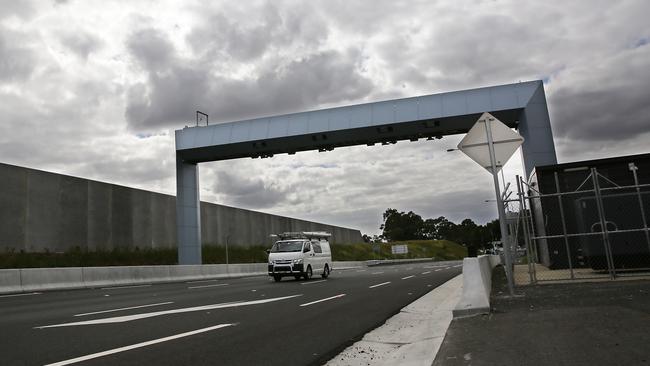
xmin=303 ymin=242 xmax=311 ymax=252
xmin=313 ymin=242 xmax=322 ymax=253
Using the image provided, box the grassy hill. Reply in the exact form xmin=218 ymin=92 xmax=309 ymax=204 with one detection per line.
xmin=331 ymin=239 xmax=467 ymax=261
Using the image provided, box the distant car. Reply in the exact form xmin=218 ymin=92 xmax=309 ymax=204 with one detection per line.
xmin=267 ymin=232 xmax=332 ymax=282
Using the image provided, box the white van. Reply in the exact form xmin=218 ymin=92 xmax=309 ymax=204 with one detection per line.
xmin=267 ymin=232 xmax=332 ymax=282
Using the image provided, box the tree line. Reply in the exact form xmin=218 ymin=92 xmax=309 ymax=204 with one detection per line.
xmin=363 ymin=208 xmax=501 ymax=256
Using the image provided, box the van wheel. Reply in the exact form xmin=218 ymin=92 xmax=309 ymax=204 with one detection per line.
xmin=304 ymin=265 xmax=313 ymax=280
xmin=273 ymin=275 xmax=281 ymax=282
xmin=321 ymin=264 xmax=330 ymax=279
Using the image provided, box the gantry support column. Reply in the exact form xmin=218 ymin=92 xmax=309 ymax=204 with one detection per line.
xmin=176 ymin=155 xmax=202 ymax=264
xmin=518 ymin=82 xmax=558 ymax=178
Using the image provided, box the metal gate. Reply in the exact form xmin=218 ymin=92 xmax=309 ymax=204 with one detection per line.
xmin=506 ymin=164 xmax=650 ymax=285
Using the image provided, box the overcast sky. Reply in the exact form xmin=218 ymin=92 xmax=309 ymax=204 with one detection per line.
xmin=1 ymin=0 xmax=649 ymax=235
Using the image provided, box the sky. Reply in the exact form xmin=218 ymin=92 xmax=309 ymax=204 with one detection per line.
xmin=1 ymin=0 xmax=649 ymax=235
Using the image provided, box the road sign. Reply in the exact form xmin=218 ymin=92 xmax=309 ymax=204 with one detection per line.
xmin=391 ymin=244 xmax=408 ymax=254
xmin=457 ymin=112 xmax=524 ymax=173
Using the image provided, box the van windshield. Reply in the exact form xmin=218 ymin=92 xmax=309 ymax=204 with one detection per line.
xmin=270 ymin=241 xmax=303 ymax=253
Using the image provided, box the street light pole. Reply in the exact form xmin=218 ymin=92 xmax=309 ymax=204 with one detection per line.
xmin=482 ymin=116 xmax=515 ymax=296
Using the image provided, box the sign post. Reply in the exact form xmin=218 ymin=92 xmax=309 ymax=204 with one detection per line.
xmin=458 ymin=112 xmax=524 ymax=296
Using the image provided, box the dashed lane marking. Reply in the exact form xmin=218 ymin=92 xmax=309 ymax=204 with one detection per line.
xmin=300 ymin=280 xmax=327 ymax=285
xmin=421 ymin=271 xmax=431 ymax=275
xmin=0 ymin=292 xmax=41 ymax=298
xmin=100 ymin=284 xmax=151 ymax=290
xmin=371 ymin=272 xmax=385 ymax=275
xmin=401 ymin=275 xmax=415 ymax=280
xmin=369 ymin=282 xmax=391 ymax=289
xmin=299 ymin=294 xmax=346 ymax=307
xmin=185 ymin=279 xmax=220 ymax=284
xmin=43 ymin=324 xmax=235 ymax=366
xmin=74 ymin=302 xmax=174 ymax=317
xmin=188 ymin=283 xmax=229 ymax=290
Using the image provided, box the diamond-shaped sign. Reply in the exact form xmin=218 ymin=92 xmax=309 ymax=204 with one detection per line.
xmin=457 ymin=112 xmax=524 ymax=173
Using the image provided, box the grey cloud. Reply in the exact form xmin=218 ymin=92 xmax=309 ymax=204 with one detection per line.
xmin=125 ymin=36 xmax=373 ymax=131
xmin=186 ymin=2 xmax=328 ymax=62
xmin=127 ymin=28 xmax=175 ymax=71
xmin=60 ymin=32 xmax=103 ymax=60
xmin=0 ymin=1 xmax=35 ymax=20
xmin=549 ymin=46 xmax=650 ymax=143
xmin=213 ymin=171 xmax=295 ymax=209
xmin=0 ymin=29 xmax=37 ymax=82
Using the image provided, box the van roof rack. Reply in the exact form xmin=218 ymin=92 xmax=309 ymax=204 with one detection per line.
xmin=272 ymin=231 xmax=332 ymax=240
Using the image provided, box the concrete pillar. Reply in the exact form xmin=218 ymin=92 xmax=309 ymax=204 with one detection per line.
xmin=518 ymin=82 xmax=557 ymax=178
xmin=176 ymin=155 xmax=202 ymax=264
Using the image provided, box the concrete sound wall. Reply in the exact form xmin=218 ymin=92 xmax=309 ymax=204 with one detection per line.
xmin=0 ymin=162 xmax=363 ymax=252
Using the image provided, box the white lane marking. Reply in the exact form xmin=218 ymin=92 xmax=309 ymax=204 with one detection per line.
xmin=74 ymin=302 xmax=174 ymax=317
xmin=0 ymin=292 xmax=41 ymax=298
xmin=421 ymin=271 xmax=431 ymax=275
xmin=187 ymin=283 xmax=229 ymax=289
xmin=299 ymin=294 xmax=346 ymax=307
xmin=371 ymin=272 xmax=384 ymax=275
xmin=369 ymin=282 xmax=391 ymax=289
xmin=35 ymin=295 xmax=302 ymax=328
xmin=401 ymin=275 xmax=415 ymax=280
xmin=100 ymin=284 xmax=151 ymax=290
xmin=356 ymin=270 xmax=367 ymax=272
xmin=453 ymin=265 xmax=462 ymax=268
xmin=44 ymin=323 xmax=235 ymax=366
xmin=300 ymin=280 xmax=327 ymax=285
xmin=435 ymin=269 xmax=442 ymax=272
xmin=185 ymin=279 xmax=219 ymax=284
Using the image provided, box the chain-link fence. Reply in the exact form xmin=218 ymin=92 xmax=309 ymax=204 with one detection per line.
xmin=508 ymin=161 xmax=650 ymax=285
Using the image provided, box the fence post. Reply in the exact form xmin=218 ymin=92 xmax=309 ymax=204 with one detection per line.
xmin=629 ymin=163 xmax=650 ymax=254
xmin=517 ymin=176 xmax=535 ymax=285
xmin=554 ymin=172 xmax=575 ymax=280
xmin=591 ymin=168 xmax=616 ymax=279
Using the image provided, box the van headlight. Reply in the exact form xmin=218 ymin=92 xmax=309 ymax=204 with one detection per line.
xmin=269 ymin=260 xmax=275 ymax=265
xmin=293 ymin=259 xmax=303 ymax=264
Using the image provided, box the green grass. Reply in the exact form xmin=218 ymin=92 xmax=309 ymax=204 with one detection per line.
xmin=0 ymin=240 xmax=466 ymax=268
xmin=331 ymin=240 xmax=467 ymax=261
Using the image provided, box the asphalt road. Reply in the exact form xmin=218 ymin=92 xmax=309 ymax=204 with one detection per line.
xmin=0 ymin=261 xmax=461 ymax=366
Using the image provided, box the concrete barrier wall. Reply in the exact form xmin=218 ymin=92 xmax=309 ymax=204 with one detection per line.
xmin=452 ymin=255 xmax=501 ymax=318
xmin=0 ymin=259 xmax=428 ymax=294
xmin=0 ymin=162 xmax=363 ymax=253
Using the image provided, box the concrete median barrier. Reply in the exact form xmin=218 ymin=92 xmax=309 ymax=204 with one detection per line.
xmin=20 ymin=267 xmax=84 ymax=292
xmin=452 ymin=255 xmax=501 ymax=318
xmin=0 ymin=269 xmax=22 ymax=293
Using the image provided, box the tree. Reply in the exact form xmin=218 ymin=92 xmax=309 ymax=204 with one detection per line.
xmin=380 ymin=208 xmax=425 ymax=241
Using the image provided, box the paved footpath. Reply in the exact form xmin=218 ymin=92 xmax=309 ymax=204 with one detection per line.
xmin=433 ymin=268 xmax=650 ymax=366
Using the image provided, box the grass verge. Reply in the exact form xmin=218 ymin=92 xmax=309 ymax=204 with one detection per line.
xmin=0 ymin=240 xmax=466 ymax=268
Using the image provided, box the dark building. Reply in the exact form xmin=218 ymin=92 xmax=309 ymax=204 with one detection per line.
xmin=529 ymin=153 xmax=650 ymax=270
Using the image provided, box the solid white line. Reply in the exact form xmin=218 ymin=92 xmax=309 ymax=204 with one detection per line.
xmin=187 ymin=283 xmax=229 ymax=289
xmin=371 ymin=272 xmax=384 ymax=275
xmin=401 ymin=275 xmax=415 ymax=280
xmin=186 ymin=279 xmax=219 ymax=284
xmin=36 ymin=294 xmax=302 ymax=328
xmin=0 ymin=292 xmax=41 ymax=298
xmin=299 ymin=294 xmax=346 ymax=307
xmin=421 ymin=271 xmax=431 ymax=275
xmin=369 ymin=281 xmax=391 ymax=289
xmin=44 ymin=323 xmax=235 ymax=366
xmin=300 ymin=280 xmax=327 ymax=285
xmin=100 ymin=284 xmax=151 ymax=290
xmin=74 ymin=302 xmax=174 ymax=317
